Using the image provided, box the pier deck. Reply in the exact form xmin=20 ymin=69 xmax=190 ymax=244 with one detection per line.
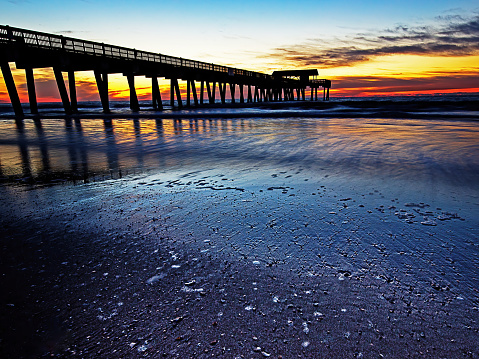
xmin=0 ymin=25 xmax=331 ymax=117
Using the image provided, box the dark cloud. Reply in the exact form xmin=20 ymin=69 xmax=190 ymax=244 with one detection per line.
xmin=267 ymin=15 xmax=479 ymax=68
xmin=330 ymin=73 xmax=479 ymax=95
xmin=54 ymin=30 xmax=90 ymax=36
xmin=334 ymin=73 xmax=479 ymax=89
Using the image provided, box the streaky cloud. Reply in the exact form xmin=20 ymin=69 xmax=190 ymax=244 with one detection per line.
xmin=54 ymin=30 xmax=90 ymax=35
xmin=330 ymin=73 xmax=479 ymax=96
xmin=266 ymin=14 xmax=479 ymax=68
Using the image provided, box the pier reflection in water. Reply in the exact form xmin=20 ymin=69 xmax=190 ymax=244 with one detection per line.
xmin=0 ymin=117 xmax=478 ymax=189
xmin=0 ymin=118 xmax=249 ymax=185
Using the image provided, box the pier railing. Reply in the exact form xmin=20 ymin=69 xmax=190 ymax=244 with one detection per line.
xmin=310 ymin=79 xmax=331 ymax=86
xmin=0 ymin=25 xmax=270 ymax=80
xmin=0 ymin=24 xmax=331 ymax=117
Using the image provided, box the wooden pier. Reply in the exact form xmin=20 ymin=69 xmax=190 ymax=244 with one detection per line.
xmin=0 ymin=25 xmax=331 ymax=117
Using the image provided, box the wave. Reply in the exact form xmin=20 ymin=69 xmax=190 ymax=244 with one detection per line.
xmin=0 ymin=94 xmax=478 ymax=119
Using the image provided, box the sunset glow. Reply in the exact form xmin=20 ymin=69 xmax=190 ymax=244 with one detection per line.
xmin=1 ymin=0 xmax=478 ymax=103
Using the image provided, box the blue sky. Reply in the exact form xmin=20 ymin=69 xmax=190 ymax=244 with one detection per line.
xmin=1 ymin=0 xmax=478 ymax=97
xmin=2 ymin=0 xmax=478 ymax=64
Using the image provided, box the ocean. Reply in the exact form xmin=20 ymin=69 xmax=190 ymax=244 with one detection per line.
xmin=1 ymin=95 xmax=478 ymax=186
xmin=0 ymin=93 xmax=478 ymax=119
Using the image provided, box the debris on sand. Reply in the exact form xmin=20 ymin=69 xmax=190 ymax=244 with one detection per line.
xmin=146 ymin=273 xmax=166 ymax=284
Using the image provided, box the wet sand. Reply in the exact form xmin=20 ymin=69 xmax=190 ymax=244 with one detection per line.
xmin=0 ymin=116 xmax=478 ymax=358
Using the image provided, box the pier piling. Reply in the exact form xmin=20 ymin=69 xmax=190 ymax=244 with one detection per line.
xmin=25 ymin=67 xmax=38 ymax=114
xmin=53 ymin=68 xmax=72 ymax=115
xmin=0 ymin=25 xmax=331 ymax=116
xmin=1 ymin=61 xmax=23 ymax=117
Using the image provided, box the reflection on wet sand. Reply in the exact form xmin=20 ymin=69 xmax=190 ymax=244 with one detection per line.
xmin=0 ymin=118 xmax=245 ymax=185
xmin=15 ymin=120 xmax=32 ymax=179
xmin=1 ymin=116 xmax=479 ymax=359
xmin=34 ymin=119 xmax=50 ymax=174
xmin=0 ymin=117 xmax=478 ymax=188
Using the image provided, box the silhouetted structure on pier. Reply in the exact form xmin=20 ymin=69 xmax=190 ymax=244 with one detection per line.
xmin=0 ymin=25 xmax=331 ymax=117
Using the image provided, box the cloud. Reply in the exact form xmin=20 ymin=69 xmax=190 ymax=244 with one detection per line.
xmin=266 ymin=14 xmax=479 ymax=68
xmin=330 ymin=73 xmax=479 ymax=96
xmin=55 ymin=30 xmax=75 ymax=35
xmin=54 ymin=30 xmax=90 ymax=36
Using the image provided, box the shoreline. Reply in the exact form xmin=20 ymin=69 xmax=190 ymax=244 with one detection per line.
xmin=0 ymin=99 xmax=478 ymax=120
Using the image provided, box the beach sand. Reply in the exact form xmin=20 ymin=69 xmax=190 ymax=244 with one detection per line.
xmin=0 ymin=116 xmax=478 ymax=358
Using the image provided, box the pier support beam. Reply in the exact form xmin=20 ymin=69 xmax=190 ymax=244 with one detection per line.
xmin=247 ymin=85 xmax=252 ymax=103
xmin=94 ymin=70 xmax=110 ymax=113
xmin=68 ymin=71 xmax=78 ymax=113
xmin=127 ymin=74 xmax=140 ymax=112
xmin=186 ymin=79 xmax=198 ymax=107
xmin=152 ymin=77 xmax=163 ymax=110
xmin=1 ymin=62 xmax=24 ymax=117
xmin=200 ymin=80 xmax=204 ymax=105
xmin=191 ymin=80 xmax=198 ymax=106
xmin=25 ymin=67 xmax=38 ymax=114
xmin=53 ymin=67 xmax=72 ymax=115
xmin=239 ymin=84 xmax=244 ymax=103
xmin=254 ymin=87 xmax=259 ymax=102
xmin=229 ymin=83 xmax=235 ymax=104
xmin=206 ymin=81 xmax=216 ymax=104
xmin=170 ymin=78 xmax=182 ymax=109
xmin=219 ymin=83 xmax=226 ymax=104
xmin=170 ymin=79 xmax=174 ymax=108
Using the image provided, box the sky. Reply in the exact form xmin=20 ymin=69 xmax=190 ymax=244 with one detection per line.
xmin=1 ymin=0 xmax=478 ymax=102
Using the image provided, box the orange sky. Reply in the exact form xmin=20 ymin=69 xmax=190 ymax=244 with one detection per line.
xmin=2 ymin=1 xmax=479 ymax=104
xmin=1 ymin=55 xmax=478 ymax=104
xmin=1 ymin=33 xmax=479 ymax=103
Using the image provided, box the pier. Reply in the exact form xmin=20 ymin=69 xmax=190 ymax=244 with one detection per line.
xmin=0 ymin=25 xmax=331 ymax=117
